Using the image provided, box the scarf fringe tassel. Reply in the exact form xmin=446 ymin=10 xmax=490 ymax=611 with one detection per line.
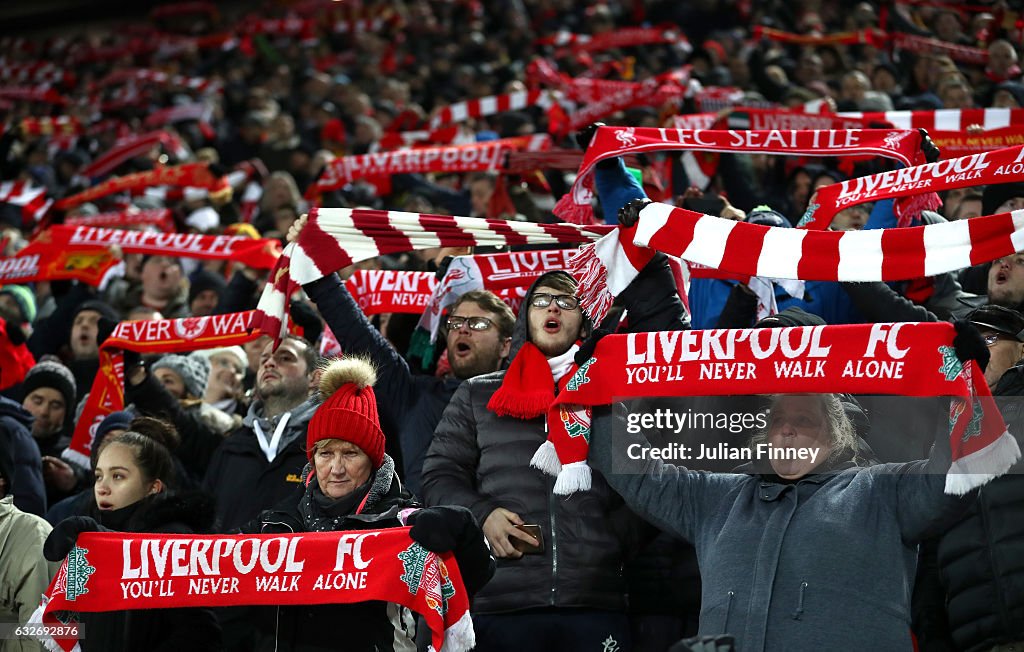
xmin=530 ymin=440 xmax=563 ymax=476
xmin=487 ymin=390 xmax=554 ymax=420
xmin=27 ymin=599 xmax=81 ymax=652
xmin=553 ymin=189 xmax=593 ymax=225
xmin=944 ymin=430 xmax=1022 ymax=495
xmin=428 ymin=610 xmax=475 ymax=652
xmin=553 ymin=461 xmax=592 ymax=495
xmin=569 ymin=242 xmax=614 ymax=325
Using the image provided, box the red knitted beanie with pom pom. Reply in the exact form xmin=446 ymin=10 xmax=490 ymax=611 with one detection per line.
xmin=305 ymin=356 xmax=385 ymax=468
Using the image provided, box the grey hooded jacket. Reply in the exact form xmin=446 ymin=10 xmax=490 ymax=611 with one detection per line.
xmin=589 ymin=405 xmax=969 ymax=651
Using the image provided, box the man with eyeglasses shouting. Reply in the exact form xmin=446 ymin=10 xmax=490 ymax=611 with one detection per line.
xmin=422 ymin=260 xmax=687 ymax=650
xmin=288 ymin=213 xmax=515 ymax=497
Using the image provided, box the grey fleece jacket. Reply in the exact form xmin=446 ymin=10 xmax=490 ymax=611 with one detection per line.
xmin=589 ymin=405 xmax=967 ymax=652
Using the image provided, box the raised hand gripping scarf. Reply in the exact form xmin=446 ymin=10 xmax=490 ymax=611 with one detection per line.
xmin=554 ymin=125 xmax=926 ymax=225
xmin=64 ymin=312 xmax=263 ymax=468
xmin=252 ymin=208 xmax=613 ymax=344
xmin=532 ymin=323 xmax=1020 ymax=496
xmin=30 ymin=528 xmax=473 ymax=652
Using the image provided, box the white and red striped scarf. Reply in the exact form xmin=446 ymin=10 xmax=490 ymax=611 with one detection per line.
xmin=0 ymin=86 xmax=66 ymax=105
xmin=307 ymin=135 xmax=550 ymax=198
xmin=95 ymin=68 xmax=220 ymax=94
xmin=252 ymin=208 xmax=613 ymax=342
xmin=836 ymin=108 xmax=1024 ymax=132
xmin=0 ymin=60 xmax=70 ymax=85
xmin=571 ymin=201 xmax=1024 ymax=324
xmin=555 ymin=125 xmax=925 ymax=225
xmin=891 ymin=32 xmax=988 ymax=65
xmin=428 ymin=90 xmax=558 ymax=130
xmin=19 ymin=115 xmax=82 ymax=136
xmin=0 ymin=180 xmax=51 ymax=226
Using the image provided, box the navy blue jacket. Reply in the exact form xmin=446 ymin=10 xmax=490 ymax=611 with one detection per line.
xmin=0 ymin=396 xmax=45 ymax=516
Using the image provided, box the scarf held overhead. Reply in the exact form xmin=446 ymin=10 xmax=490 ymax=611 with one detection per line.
xmin=64 ymin=311 xmax=262 ymax=468
xmin=252 ymin=208 xmax=613 ymax=343
xmin=535 ymin=323 xmax=1019 ymax=496
xmin=31 ymin=528 xmax=473 ymax=652
xmin=554 ymin=126 xmax=926 ymax=225
xmin=56 ymin=163 xmax=228 ymax=210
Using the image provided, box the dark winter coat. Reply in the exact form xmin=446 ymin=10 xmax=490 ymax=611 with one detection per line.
xmin=202 ymin=397 xmax=318 ymax=531
xmin=304 ymin=272 xmax=462 ymax=497
xmin=422 ymin=271 xmax=667 ymax=615
xmin=919 ymin=365 xmax=1024 ymax=652
xmin=77 ymin=491 xmax=222 ymax=652
xmin=0 ymin=396 xmax=46 ymax=516
xmin=240 ymin=455 xmax=418 ymax=652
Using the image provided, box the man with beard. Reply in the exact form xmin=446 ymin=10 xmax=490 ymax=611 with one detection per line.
xmin=291 ymin=216 xmax=516 ymax=496
xmin=202 ymin=334 xmax=320 ymax=531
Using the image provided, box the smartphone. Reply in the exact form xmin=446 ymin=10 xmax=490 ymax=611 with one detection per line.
xmin=511 ymin=524 xmax=545 ymax=554
xmin=683 ymin=195 xmax=727 ymax=216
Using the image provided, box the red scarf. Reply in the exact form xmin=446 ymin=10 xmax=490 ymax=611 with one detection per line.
xmin=19 ymin=116 xmax=81 ymax=136
xmin=930 ymin=127 xmax=1024 ymax=158
xmin=800 ymin=144 xmax=1024 ymax=229
xmin=56 ymin=163 xmax=228 ymax=210
xmin=0 ymin=249 xmax=117 ymax=287
xmin=19 ymin=225 xmax=281 ymax=270
xmin=307 ymin=136 xmax=550 ymax=199
xmin=488 ymin=342 xmax=560 ymax=420
xmin=892 ymin=32 xmax=988 ymax=65
xmin=32 ymin=528 xmax=472 ymax=652
xmin=538 ymin=323 xmax=1018 ymax=496
xmin=0 ymin=317 xmax=34 ymax=391
xmin=535 ymin=25 xmax=690 ymax=55
xmin=752 ymin=26 xmax=886 ymax=46
xmin=555 ymin=125 xmax=926 ymax=225
xmin=64 ymin=209 xmax=175 ymax=233
xmin=63 ymin=312 xmax=262 ymax=468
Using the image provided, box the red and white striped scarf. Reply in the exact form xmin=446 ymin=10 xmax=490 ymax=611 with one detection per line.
xmin=571 ymin=201 xmax=1024 ymax=324
xmin=252 ymin=208 xmax=613 ymax=343
xmin=0 ymin=180 xmax=51 ymax=226
xmin=554 ymin=125 xmax=925 ymax=225
xmin=82 ymin=131 xmax=189 ymax=179
xmin=19 ymin=115 xmax=82 ymax=137
xmin=891 ymin=32 xmax=988 ymax=65
xmin=836 ymin=108 xmax=1024 ymax=132
xmin=428 ymin=90 xmax=558 ymax=130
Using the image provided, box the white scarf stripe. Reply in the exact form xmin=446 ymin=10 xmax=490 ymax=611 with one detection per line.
xmin=839 ymin=227 xmax=883 ymax=281
xmin=756 ymin=227 xmax=805 ymax=279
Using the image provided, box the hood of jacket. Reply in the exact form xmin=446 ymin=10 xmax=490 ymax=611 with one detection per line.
xmin=243 ymin=394 xmax=320 ymax=451
xmin=508 ymin=270 xmax=592 ymax=362
xmin=0 ymin=395 xmax=33 ymax=429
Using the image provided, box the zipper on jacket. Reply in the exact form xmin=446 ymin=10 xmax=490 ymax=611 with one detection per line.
xmin=977 ymin=492 xmax=1012 ymax=633
xmin=791 ymin=581 xmax=808 ymax=620
xmin=549 ymin=483 xmax=558 ymax=605
xmin=723 ymin=591 xmax=735 ymax=634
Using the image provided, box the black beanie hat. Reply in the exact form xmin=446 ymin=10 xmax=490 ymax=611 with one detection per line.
xmin=22 ymin=357 xmax=77 ymax=422
xmin=188 ymin=269 xmax=227 ymax=307
xmin=982 ymin=181 xmax=1024 ymax=216
xmin=72 ymin=299 xmax=119 ymax=324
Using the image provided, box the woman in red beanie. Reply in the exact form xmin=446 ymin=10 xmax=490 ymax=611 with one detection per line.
xmin=240 ymin=355 xmax=494 ymax=651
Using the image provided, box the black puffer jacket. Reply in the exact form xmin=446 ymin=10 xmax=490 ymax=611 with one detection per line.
xmin=422 ymin=270 xmax=668 ymax=614
xmin=923 ymin=365 xmax=1024 ymax=652
xmin=240 ymin=455 xmax=418 ymax=652
xmin=78 ymin=491 xmax=222 ymax=652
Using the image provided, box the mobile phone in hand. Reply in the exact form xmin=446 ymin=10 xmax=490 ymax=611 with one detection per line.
xmin=511 ymin=524 xmax=544 ymax=554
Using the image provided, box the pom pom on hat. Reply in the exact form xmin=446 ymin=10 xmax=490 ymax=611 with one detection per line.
xmin=306 ymin=356 xmax=385 ymax=468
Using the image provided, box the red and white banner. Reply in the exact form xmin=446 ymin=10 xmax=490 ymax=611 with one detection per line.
xmin=64 ymin=311 xmax=262 ymax=467
xmin=33 ymin=528 xmax=473 ymax=652
xmin=836 ymin=108 xmax=1024 ymax=132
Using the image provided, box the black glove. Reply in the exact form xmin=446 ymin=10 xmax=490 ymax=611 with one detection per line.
xmin=618 ymin=197 xmax=653 ymax=228
xmin=919 ymin=128 xmax=941 ymax=164
xmin=44 ymin=516 xmax=107 ymax=562
xmin=408 ymin=506 xmax=495 ymax=596
xmin=4 ymin=317 xmax=26 ymax=346
xmin=575 ymin=327 xmax=614 ymax=366
xmin=96 ymin=316 xmax=119 ymax=348
xmin=574 ymin=122 xmax=606 ymax=151
xmin=408 ymin=505 xmax=476 ymax=554
xmin=290 ymin=300 xmax=323 ymax=346
xmin=953 ymin=319 xmax=989 ymax=372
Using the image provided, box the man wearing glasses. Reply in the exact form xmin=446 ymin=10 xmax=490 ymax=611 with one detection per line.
xmin=423 ymin=267 xmax=684 ymax=650
xmin=290 ymin=215 xmax=515 ymax=497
